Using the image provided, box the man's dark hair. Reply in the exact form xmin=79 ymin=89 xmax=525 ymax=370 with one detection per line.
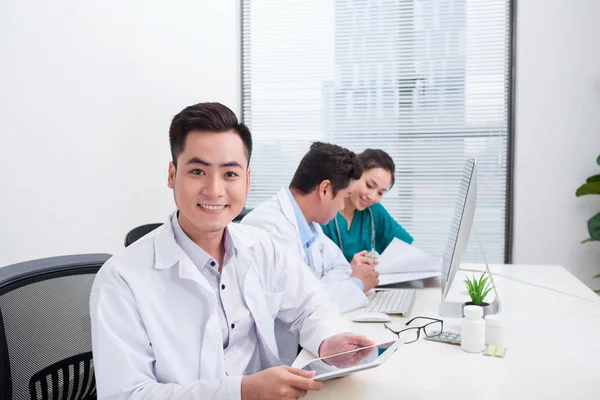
xmin=290 ymin=142 xmax=361 ymax=196
xmin=169 ymin=102 xmax=252 ymax=166
xmin=358 ymin=149 xmax=396 ymax=189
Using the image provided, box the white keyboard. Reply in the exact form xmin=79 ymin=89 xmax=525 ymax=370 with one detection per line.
xmin=366 ymin=289 xmax=416 ymax=315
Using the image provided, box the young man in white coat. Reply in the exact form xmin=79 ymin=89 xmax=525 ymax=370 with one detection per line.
xmin=241 ymin=142 xmax=380 ymax=365
xmin=89 ymin=103 xmax=374 ymax=400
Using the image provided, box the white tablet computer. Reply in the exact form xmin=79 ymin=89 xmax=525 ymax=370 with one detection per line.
xmin=301 ymin=338 xmax=405 ymax=381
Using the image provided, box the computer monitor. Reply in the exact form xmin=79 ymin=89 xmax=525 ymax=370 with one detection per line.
xmin=441 ymin=159 xmax=477 ymax=301
xmin=438 ymin=159 xmax=500 ymax=317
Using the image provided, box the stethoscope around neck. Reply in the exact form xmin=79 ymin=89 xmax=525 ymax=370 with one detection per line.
xmin=333 ymin=206 xmax=377 ymax=259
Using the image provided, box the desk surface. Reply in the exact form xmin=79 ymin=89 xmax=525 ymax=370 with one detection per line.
xmin=294 ymin=264 xmax=600 ymax=399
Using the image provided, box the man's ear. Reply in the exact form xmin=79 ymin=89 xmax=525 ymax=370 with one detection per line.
xmin=167 ymin=162 xmax=176 ymax=189
xmin=318 ymin=180 xmax=331 ymax=200
xmin=246 ymin=167 xmax=251 ymax=194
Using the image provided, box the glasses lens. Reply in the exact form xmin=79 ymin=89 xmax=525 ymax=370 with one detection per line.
xmin=399 ymin=327 xmax=420 ymax=344
xmin=424 ymin=321 xmax=443 ymax=337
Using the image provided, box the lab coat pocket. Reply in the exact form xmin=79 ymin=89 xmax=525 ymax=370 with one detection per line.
xmin=264 ymin=291 xmax=283 ymax=317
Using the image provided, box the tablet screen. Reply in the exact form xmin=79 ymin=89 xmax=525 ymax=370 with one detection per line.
xmin=301 ymin=340 xmax=398 ymax=376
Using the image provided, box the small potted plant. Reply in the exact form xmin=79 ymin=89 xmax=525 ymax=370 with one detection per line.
xmin=575 ymin=153 xmax=600 ymax=294
xmin=464 ymin=272 xmax=494 ymax=316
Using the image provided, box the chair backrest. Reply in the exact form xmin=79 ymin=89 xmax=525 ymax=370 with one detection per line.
xmin=0 ymin=254 xmax=111 ymax=400
xmin=124 ymin=223 xmax=162 ymax=247
xmin=234 ymin=207 xmax=252 ymax=222
xmin=124 ymin=208 xmax=253 ymax=247
xmin=29 ymin=352 xmax=96 ymax=400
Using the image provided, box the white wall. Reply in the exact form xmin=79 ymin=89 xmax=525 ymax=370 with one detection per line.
xmin=0 ymin=0 xmax=240 ymax=266
xmin=513 ymin=0 xmax=600 ymax=290
xmin=3 ymin=0 xmax=599 ymax=292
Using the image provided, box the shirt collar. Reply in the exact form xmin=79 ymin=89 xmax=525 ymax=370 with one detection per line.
xmin=286 ymin=187 xmax=316 ymax=249
xmin=170 ymin=212 xmax=236 ymax=271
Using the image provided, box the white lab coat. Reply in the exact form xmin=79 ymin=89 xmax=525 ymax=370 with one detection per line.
xmin=241 ymin=188 xmax=368 ymax=364
xmin=89 ymin=214 xmax=344 ymax=400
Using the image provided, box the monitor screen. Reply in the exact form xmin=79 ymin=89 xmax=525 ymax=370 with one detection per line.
xmin=440 ymin=159 xmax=477 ymax=300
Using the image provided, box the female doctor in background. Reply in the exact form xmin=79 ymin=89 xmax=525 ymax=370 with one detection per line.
xmin=321 ymin=149 xmax=414 ymax=262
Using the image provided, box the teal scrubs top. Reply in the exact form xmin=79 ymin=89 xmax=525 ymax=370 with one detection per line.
xmin=321 ymin=202 xmax=414 ymax=262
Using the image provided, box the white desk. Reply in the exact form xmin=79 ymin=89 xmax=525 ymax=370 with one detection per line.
xmin=293 ymin=264 xmax=600 ymax=399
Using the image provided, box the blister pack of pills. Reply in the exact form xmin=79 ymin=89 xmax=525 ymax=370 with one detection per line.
xmin=423 ymin=331 xmax=461 ymax=345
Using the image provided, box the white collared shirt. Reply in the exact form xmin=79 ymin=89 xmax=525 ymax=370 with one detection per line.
xmin=171 ymin=214 xmax=261 ymax=376
xmin=90 ymin=211 xmax=346 ymax=400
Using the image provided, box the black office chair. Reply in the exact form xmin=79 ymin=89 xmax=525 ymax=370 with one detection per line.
xmin=124 ymin=223 xmax=163 ymax=247
xmin=0 ymin=253 xmax=111 ymax=400
xmin=124 ymin=208 xmax=253 ymax=247
xmin=234 ymin=207 xmax=252 ymax=222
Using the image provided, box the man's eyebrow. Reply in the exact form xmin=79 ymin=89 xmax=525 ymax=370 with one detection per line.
xmin=185 ymin=158 xmax=243 ymax=169
xmin=220 ymin=161 xmax=243 ymax=168
xmin=186 ymin=157 xmax=210 ymax=166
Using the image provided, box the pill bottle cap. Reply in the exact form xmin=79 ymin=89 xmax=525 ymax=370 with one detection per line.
xmin=485 ymin=314 xmax=504 ymax=327
xmin=464 ymin=305 xmax=483 ymax=319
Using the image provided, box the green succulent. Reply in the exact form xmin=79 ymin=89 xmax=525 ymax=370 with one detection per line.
xmin=464 ymin=273 xmax=493 ymax=305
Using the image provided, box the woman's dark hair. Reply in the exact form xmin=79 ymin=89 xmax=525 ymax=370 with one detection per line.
xmin=290 ymin=142 xmax=362 ymax=196
xmin=169 ymin=102 xmax=252 ymax=166
xmin=357 ymin=149 xmax=396 ymax=189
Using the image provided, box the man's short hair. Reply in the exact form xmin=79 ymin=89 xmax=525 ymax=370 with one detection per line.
xmin=290 ymin=142 xmax=362 ymax=196
xmin=169 ymin=102 xmax=252 ymax=166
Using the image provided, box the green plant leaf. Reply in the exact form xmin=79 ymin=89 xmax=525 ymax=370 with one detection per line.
xmin=467 ymin=289 xmax=475 ymax=303
xmin=465 ymin=280 xmax=473 ymax=292
xmin=479 ymin=277 xmax=492 ymax=303
xmin=597 ymin=154 xmax=600 ymax=166
xmin=479 ymin=276 xmax=489 ymax=291
xmin=464 ymin=273 xmax=494 ymax=304
xmin=593 ymin=273 xmax=600 ymax=279
xmin=595 ymin=289 xmax=600 ymax=294
xmin=581 ymin=237 xmax=597 ymax=244
xmin=481 ymin=287 xmax=493 ymax=301
xmin=588 ymin=212 xmax=600 ymax=240
xmin=587 ymin=174 xmax=600 ymax=183
xmin=465 ymin=279 xmax=477 ymax=303
xmin=575 ymin=182 xmax=600 ymax=196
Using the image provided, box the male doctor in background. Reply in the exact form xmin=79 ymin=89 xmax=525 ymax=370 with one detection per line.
xmin=90 ymin=103 xmax=374 ymax=400
xmin=242 ymin=142 xmax=379 ymax=365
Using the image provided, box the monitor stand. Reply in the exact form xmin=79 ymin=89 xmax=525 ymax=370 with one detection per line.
xmin=438 ymin=262 xmax=501 ymax=317
xmin=438 ymin=228 xmax=502 ymax=318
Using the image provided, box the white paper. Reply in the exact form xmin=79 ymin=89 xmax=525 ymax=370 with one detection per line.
xmin=377 ymin=271 xmax=442 ymax=286
xmin=376 ymin=238 xmax=442 ymax=274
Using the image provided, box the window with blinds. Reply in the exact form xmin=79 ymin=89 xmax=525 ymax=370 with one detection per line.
xmin=242 ymin=0 xmax=511 ymax=263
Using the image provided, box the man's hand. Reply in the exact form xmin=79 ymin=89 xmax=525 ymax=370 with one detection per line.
xmin=241 ymin=366 xmax=322 ymax=400
xmin=350 ymin=251 xmax=379 ymax=291
xmin=350 ymin=265 xmax=379 ymax=292
xmin=318 ymin=332 xmax=376 ymax=360
xmin=350 ymin=250 xmax=378 ymax=270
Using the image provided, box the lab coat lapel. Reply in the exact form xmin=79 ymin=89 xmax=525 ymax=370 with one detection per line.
xmin=153 ymin=215 xmax=225 ymax=378
xmin=275 ymin=188 xmax=308 ymax=263
xmin=235 ymin=261 xmax=281 ymax=367
xmin=275 ymin=188 xmax=299 ymax=229
xmin=153 ymin=216 xmax=217 ymax=297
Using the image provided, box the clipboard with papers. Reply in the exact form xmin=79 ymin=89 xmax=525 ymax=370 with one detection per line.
xmin=375 ymin=238 xmax=441 ymax=285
